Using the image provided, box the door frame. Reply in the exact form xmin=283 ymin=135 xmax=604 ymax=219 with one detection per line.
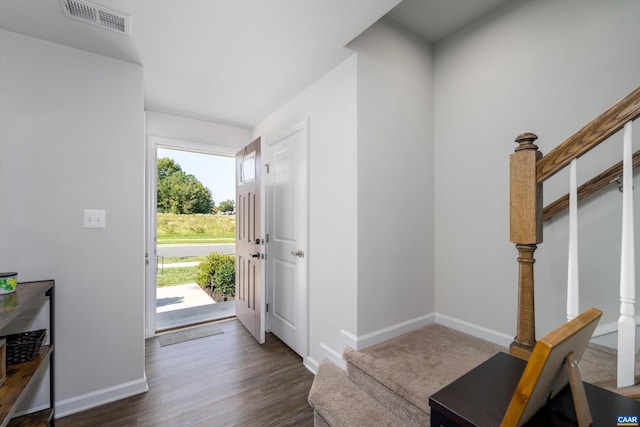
xmin=264 ymin=119 xmax=309 ymax=362
xmin=144 ymin=135 xmax=238 ymax=338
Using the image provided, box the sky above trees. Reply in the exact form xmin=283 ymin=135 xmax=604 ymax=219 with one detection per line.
xmin=157 ymin=148 xmax=235 ymax=204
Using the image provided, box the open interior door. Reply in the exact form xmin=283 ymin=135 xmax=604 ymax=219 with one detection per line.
xmin=235 ymin=137 xmax=264 ymax=343
xmin=265 ymin=121 xmax=308 ymax=358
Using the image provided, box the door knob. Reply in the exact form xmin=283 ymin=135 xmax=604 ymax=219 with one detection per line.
xmin=291 ymin=250 xmax=304 ymax=258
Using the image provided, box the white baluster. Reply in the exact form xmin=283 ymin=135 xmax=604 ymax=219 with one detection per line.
xmin=618 ymin=121 xmax=636 ymax=388
xmin=567 ymin=158 xmax=579 ymax=321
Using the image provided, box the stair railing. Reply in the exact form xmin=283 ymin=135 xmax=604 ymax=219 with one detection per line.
xmin=509 ymin=86 xmax=640 ymax=389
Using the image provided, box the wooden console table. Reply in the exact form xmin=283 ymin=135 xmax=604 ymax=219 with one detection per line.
xmin=0 ymin=280 xmax=55 ymax=426
xmin=429 ymin=352 xmax=640 ymax=426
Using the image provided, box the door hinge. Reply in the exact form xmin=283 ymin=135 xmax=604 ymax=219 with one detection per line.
xmin=266 ymin=303 xmax=269 ymax=313
xmin=265 ymin=233 xmax=269 ymax=243
xmin=265 ymin=163 xmax=270 ymax=173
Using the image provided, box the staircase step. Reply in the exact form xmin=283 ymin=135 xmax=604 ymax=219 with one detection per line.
xmin=345 ymin=349 xmax=428 ymax=426
xmin=309 ymin=323 xmax=622 ymax=426
xmin=344 ymin=324 xmax=506 ymax=424
xmin=580 ymin=342 xmax=640 ymax=400
xmin=593 ymin=377 xmax=640 ymax=400
xmin=308 ymin=359 xmax=412 ymax=427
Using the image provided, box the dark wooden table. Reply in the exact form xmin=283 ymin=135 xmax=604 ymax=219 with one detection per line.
xmin=429 ymin=351 xmax=640 ymax=426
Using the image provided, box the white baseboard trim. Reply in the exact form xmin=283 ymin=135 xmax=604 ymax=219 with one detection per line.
xmin=55 ymin=376 xmax=149 ymax=419
xmin=304 ymin=342 xmax=346 ymax=375
xmin=305 ymin=356 xmax=320 ymax=375
xmin=355 ymin=313 xmax=435 ymax=350
xmin=435 ymin=312 xmax=513 ymax=348
xmin=320 ymin=341 xmax=346 ymax=370
xmin=306 ymin=325 xmax=414 ymax=375
xmin=589 ymin=316 xmax=640 ymax=349
xmin=340 ymin=328 xmax=357 ymax=350
xmin=594 ymin=319 xmax=619 ymax=338
xmin=307 ymin=313 xmax=523 ymax=377
xmin=14 ymin=404 xmax=51 ymax=419
xmin=593 ymin=314 xmax=640 ymax=338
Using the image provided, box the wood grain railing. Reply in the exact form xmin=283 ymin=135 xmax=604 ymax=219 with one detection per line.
xmin=509 ymin=86 xmax=640 ymax=360
xmin=537 ymin=86 xmax=640 ymax=183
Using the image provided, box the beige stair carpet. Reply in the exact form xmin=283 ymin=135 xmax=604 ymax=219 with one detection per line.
xmin=345 ymin=324 xmax=506 ymax=418
xmin=308 ymin=359 xmax=411 ymax=427
xmin=312 ymin=323 xmax=622 ymax=426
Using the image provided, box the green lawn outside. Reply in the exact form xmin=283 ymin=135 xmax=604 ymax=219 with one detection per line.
xmin=157 ymin=213 xmax=235 ymax=245
xmin=156 ymin=266 xmax=198 ymax=287
xmin=156 ymin=213 xmax=236 ymax=286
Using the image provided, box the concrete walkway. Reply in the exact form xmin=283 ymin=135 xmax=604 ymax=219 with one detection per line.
xmin=156 ymin=283 xmax=235 ymax=331
xmin=156 ymin=283 xmax=214 ymax=312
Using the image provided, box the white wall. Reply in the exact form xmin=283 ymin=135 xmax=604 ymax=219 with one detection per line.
xmin=349 ymin=19 xmax=435 ymax=341
xmin=254 ymin=18 xmax=436 ymax=369
xmin=434 ymin=0 xmax=640 ymax=339
xmin=0 ymin=30 xmax=147 ymax=416
xmin=253 ymin=55 xmax=359 ymax=370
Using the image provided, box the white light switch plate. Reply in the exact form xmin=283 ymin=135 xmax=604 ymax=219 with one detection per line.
xmin=83 ymin=209 xmax=106 ymax=228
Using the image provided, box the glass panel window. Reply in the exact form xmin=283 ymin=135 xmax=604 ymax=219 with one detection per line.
xmin=241 ymin=151 xmax=256 ymax=184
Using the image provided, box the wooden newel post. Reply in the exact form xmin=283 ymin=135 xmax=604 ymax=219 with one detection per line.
xmin=512 ymin=243 xmax=537 ymax=359
xmin=510 ymin=133 xmax=543 ymax=360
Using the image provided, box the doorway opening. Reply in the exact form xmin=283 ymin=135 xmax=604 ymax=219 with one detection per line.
xmin=154 ymin=147 xmax=237 ymax=332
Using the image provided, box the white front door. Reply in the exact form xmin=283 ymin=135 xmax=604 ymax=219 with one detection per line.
xmin=265 ymin=120 xmax=308 ymax=358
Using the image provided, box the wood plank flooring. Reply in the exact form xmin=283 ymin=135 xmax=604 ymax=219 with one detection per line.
xmin=56 ymin=319 xmax=315 ymax=427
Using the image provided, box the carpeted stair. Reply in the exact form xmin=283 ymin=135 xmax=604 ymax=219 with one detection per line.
xmin=308 ymin=323 xmax=620 ymax=426
xmin=308 ymin=360 xmax=410 ymax=427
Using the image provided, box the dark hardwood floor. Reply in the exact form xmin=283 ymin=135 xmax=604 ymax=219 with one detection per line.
xmin=56 ymin=319 xmax=315 ymax=427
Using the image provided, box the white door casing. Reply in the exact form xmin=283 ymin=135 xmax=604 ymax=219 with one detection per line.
xmin=145 ymin=135 xmax=237 ymax=338
xmin=265 ymin=120 xmax=309 ymax=359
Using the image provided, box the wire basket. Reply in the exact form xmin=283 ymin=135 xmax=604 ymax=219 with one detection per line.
xmin=2 ymin=329 xmax=46 ymax=365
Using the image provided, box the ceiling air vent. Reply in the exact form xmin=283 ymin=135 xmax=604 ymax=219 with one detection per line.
xmin=60 ymin=0 xmax=131 ymax=36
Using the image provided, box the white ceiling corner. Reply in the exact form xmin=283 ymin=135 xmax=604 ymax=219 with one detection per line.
xmin=0 ymin=0 xmax=509 ymax=128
